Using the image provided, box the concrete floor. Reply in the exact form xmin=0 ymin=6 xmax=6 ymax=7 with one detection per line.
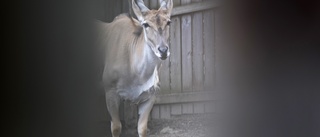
xmin=99 ymin=114 xmax=216 ymax=137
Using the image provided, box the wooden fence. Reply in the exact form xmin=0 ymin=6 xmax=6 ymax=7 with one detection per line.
xmin=96 ymin=0 xmax=219 ymax=122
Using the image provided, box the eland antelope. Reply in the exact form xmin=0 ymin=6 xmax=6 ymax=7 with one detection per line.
xmin=98 ymin=0 xmax=173 ymax=137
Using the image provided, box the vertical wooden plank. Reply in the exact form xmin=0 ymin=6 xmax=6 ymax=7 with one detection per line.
xmin=160 ymin=105 xmax=171 ymax=119
xmin=203 ymin=10 xmax=215 ymax=91
xmin=181 ymin=0 xmax=192 ymax=92
xmin=122 ymin=0 xmax=129 ymax=13
xmin=171 ymin=104 xmax=182 ymax=115
xmin=143 ymin=0 xmax=150 ymax=8
xmin=182 ymin=103 xmax=193 ymax=114
xmin=159 ymin=55 xmax=170 ymax=94
xmin=157 ymin=0 xmax=160 ymax=8
xmin=150 ymin=0 xmax=158 ymax=9
xmin=168 ymin=0 xmax=182 ymax=116
xmin=214 ymin=9 xmax=222 ymax=90
xmin=192 ymin=0 xmax=204 ymax=92
xmin=169 ymin=16 xmax=181 ymax=92
xmin=173 ymin=0 xmax=181 ymax=7
xmin=193 ymin=102 xmax=205 ymax=113
xmin=151 ymin=105 xmax=160 ymax=119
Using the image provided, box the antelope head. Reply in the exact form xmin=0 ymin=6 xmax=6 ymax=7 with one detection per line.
xmin=132 ymin=0 xmax=173 ymax=60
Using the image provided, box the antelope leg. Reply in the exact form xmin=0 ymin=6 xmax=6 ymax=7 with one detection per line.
xmin=106 ymin=90 xmax=122 ymax=137
xmin=137 ymin=95 xmax=156 ymax=137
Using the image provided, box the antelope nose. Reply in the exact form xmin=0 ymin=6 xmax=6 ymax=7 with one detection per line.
xmin=158 ymin=46 xmax=168 ymax=54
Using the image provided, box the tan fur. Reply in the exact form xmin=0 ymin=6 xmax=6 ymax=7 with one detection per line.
xmin=97 ymin=14 xmax=144 ymax=73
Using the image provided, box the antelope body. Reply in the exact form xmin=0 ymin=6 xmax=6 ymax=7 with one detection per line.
xmin=98 ymin=0 xmax=173 ymax=137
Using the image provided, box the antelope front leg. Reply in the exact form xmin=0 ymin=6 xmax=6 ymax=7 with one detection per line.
xmin=106 ymin=90 xmax=122 ymax=137
xmin=137 ymin=95 xmax=156 ymax=137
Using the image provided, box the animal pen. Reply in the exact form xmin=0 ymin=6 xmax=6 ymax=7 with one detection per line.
xmin=96 ymin=0 xmax=220 ymax=125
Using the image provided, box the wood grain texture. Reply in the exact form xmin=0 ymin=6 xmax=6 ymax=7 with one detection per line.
xmin=155 ymin=91 xmax=214 ymax=104
xmin=171 ymin=104 xmax=182 ymax=115
xmin=181 ymin=19 xmax=192 ymax=92
xmin=169 ymin=0 xmax=181 ymax=94
xmin=203 ymin=10 xmax=215 ymax=91
xmin=160 ymin=105 xmax=171 ymax=119
xmin=182 ymin=103 xmax=193 ymax=114
xmin=143 ymin=0 xmax=150 ymax=8
xmin=181 ymin=0 xmax=193 ymax=92
xmin=150 ymin=0 xmax=158 ymax=9
xmin=169 ymin=16 xmax=182 ymax=93
xmin=172 ymin=1 xmax=218 ymax=16
xmin=159 ymin=61 xmax=171 ymax=93
xmin=214 ymin=9 xmax=221 ymax=90
xmin=192 ymin=8 xmax=204 ymax=92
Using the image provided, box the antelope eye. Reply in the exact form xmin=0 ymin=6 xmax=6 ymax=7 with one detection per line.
xmin=142 ymin=23 xmax=150 ymax=28
xmin=167 ymin=20 xmax=171 ymax=25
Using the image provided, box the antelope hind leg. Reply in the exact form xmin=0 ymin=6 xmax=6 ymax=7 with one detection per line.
xmin=106 ymin=90 xmax=122 ymax=137
xmin=137 ymin=95 xmax=156 ymax=137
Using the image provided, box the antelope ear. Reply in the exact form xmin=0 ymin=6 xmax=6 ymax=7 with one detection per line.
xmin=132 ymin=0 xmax=150 ymax=22
xmin=159 ymin=0 xmax=173 ymax=16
